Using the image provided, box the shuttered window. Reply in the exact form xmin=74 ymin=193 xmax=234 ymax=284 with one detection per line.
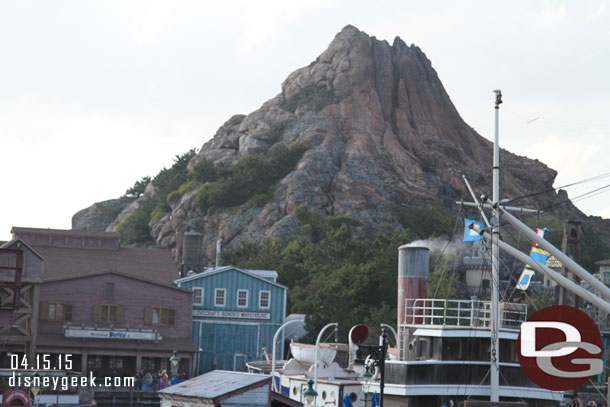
xmin=92 ymin=304 xmax=124 ymax=324
xmin=41 ymin=302 xmax=72 ymax=322
xmin=144 ymin=307 xmax=175 ymax=325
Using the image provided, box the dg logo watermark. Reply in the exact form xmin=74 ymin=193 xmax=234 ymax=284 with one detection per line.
xmin=517 ymin=305 xmax=603 ymax=391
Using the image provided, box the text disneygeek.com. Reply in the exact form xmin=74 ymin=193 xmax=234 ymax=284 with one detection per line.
xmin=10 ymin=371 xmax=135 ymax=391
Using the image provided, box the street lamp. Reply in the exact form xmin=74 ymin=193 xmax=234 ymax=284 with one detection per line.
xmin=362 ymin=364 xmax=372 ymax=407
xmin=314 ymin=322 xmax=338 ymax=397
xmin=169 ymin=350 xmax=181 ymax=380
xmin=271 ymin=319 xmax=304 ymax=392
xmin=303 ymin=379 xmax=318 ymax=407
xmin=31 ymin=372 xmax=41 ymax=407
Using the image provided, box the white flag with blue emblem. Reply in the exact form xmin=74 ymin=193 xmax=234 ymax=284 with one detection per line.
xmin=464 ymin=218 xmax=484 ymax=242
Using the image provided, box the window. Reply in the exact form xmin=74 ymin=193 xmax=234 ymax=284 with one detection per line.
xmin=87 ymin=357 xmax=102 ymax=369
xmin=109 ymin=357 xmax=123 ymax=369
xmin=193 ymin=287 xmax=203 ymax=305
xmin=152 ymin=307 xmax=168 ymax=325
xmin=93 ymin=304 xmax=124 ymax=324
xmin=141 ymin=358 xmax=155 ymax=372
xmin=259 ymin=290 xmax=271 ymax=309
xmin=237 ymin=290 xmax=248 ymax=308
xmin=144 ymin=307 xmax=175 ymax=325
xmin=44 ymin=302 xmax=72 ymax=321
xmin=604 ymin=271 xmax=610 ymax=285
xmin=215 ymin=289 xmax=226 ymax=307
xmin=101 ymin=305 xmax=117 ymax=322
xmin=105 ymin=282 xmax=116 ymax=298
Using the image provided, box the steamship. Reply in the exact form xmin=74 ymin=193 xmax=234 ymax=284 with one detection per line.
xmin=364 ymin=245 xmax=563 ymax=407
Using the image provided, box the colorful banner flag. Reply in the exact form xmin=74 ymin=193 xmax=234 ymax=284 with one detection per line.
xmin=517 ymin=227 xmax=550 ymax=290
xmin=530 ymin=246 xmax=551 ymax=265
xmin=517 ymin=266 xmax=536 ymax=290
xmin=464 ymin=218 xmax=484 ymax=242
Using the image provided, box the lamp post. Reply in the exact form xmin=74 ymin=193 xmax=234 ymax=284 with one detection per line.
xmin=271 ymin=319 xmax=304 ymax=392
xmin=314 ymin=322 xmax=338 ymax=399
xmin=362 ymin=364 xmax=372 ymax=407
xmin=31 ymin=372 xmax=41 ymax=407
xmin=303 ymin=379 xmax=318 ymax=407
xmin=169 ymin=350 xmax=180 ymax=380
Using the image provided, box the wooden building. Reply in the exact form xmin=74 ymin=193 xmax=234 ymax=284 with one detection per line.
xmin=175 ymin=266 xmax=287 ymax=374
xmin=1 ymin=227 xmax=196 ymax=377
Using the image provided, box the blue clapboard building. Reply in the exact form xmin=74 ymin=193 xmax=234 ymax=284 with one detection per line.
xmin=175 ymin=266 xmax=287 ymax=374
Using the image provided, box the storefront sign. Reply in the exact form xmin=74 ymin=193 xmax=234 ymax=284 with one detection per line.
xmin=192 ymin=309 xmax=271 ymax=319
xmin=65 ymin=328 xmax=160 ymax=340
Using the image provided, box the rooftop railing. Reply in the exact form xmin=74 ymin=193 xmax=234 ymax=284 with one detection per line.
xmin=401 ymin=298 xmax=527 ymax=329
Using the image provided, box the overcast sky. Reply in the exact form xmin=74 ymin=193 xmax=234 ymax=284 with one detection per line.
xmin=1 ymin=1 xmax=609 ymax=241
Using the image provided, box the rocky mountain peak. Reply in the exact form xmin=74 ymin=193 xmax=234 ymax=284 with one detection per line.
xmin=73 ymin=25 xmax=586 ymax=263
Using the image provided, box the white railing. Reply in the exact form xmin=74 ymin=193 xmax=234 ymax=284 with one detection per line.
xmin=401 ymin=298 xmax=527 ymax=329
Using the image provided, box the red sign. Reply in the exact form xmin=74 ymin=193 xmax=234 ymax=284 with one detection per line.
xmin=3 ymin=389 xmax=30 ymax=406
xmin=517 ymin=305 xmax=602 ymax=391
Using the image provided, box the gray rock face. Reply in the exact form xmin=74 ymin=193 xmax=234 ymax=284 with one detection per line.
xmin=75 ymin=25 xmax=602 ymax=262
xmin=72 ymin=198 xmax=133 ymax=231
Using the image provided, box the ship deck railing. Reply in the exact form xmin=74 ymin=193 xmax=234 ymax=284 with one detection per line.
xmin=400 ymin=298 xmax=527 ymax=329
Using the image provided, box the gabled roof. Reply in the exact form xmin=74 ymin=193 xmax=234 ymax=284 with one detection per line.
xmin=174 ymin=265 xmax=286 ymax=290
xmin=158 ymin=370 xmax=270 ymax=401
xmin=1 ymin=237 xmax=45 ymax=260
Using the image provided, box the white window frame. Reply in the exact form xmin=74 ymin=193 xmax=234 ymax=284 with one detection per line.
xmin=259 ymin=290 xmax=271 ymax=309
xmin=193 ymin=287 xmax=204 ymax=305
xmin=237 ymin=289 xmax=249 ymax=308
xmin=215 ymin=288 xmax=226 ymax=307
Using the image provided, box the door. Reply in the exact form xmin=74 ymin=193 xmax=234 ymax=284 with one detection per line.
xmin=199 ymin=323 xmax=259 ymax=373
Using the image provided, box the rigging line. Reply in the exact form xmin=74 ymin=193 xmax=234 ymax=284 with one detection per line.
xmin=431 ymin=203 xmax=464 ymax=299
xmin=497 ymin=370 xmax=534 ymax=404
xmin=584 ymin=375 xmax=609 ymax=404
xmin=505 ymin=171 xmax=610 ymax=203
xmin=498 ymin=254 xmax=543 ymax=313
xmin=571 ymin=186 xmax=610 ymax=204
xmin=456 ymin=238 xmax=491 ymax=400
xmin=542 ymin=183 xmax=610 ymax=212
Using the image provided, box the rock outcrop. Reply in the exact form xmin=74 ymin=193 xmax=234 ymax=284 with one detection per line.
xmin=73 ymin=25 xmax=594 ymax=262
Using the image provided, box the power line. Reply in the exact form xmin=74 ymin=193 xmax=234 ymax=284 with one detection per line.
xmin=506 ymin=171 xmax=610 ymax=204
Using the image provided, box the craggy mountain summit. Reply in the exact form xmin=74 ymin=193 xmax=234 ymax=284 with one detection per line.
xmin=73 ymin=25 xmax=588 ymax=262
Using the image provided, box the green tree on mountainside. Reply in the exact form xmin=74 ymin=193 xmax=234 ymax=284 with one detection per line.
xmin=225 ymin=203 xmax=457 ymax=342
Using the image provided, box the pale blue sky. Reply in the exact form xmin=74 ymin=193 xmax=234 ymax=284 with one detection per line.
xmin=2 ymin=1 xmax=610 ymax=240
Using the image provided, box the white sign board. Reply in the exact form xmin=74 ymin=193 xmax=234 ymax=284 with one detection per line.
xmin=192 ymin=309 xmax=271 ymax=320
xmin=65 ymin=328 xmax=160 ymax=340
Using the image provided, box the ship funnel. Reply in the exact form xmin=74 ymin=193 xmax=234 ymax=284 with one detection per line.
xmin=397 ymin=245 xmax=429 ymax=328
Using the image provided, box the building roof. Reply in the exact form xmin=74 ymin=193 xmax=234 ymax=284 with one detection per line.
xmin=175 ymin=265 xmax=285 ymax=289
xmin=1 ymin=238 xmax=45 ymax=260
xmin=158 ymin=370 xmax=270 ymax=400
xmin=11 ymin=227 xmax=120 ymax=239
xmin=34 ymin=245 xmax=179 ymax=284
xmin=595 ymin=259 xmax=610 ymax=266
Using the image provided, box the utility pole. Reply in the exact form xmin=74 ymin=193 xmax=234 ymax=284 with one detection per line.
xmin=490 ymin=89 xmax=502 ymax=403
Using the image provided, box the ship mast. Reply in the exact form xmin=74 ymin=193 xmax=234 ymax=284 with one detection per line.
xmin=490 ymin=89 xmax=502 ymax=402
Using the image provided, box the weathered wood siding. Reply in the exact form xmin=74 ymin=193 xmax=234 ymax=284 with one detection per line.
xmin=39 ymin=273 xmax=192 ymax=338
